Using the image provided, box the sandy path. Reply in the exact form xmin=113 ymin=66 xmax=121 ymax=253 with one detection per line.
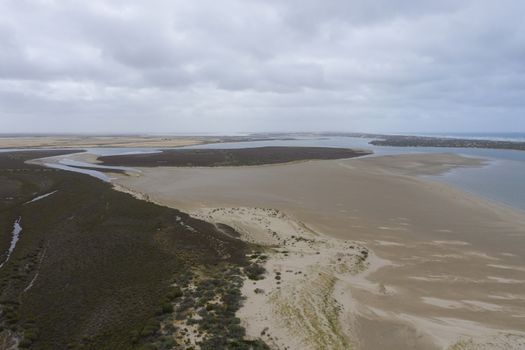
xmin=105 ymin=153 xmax=525 ymax=349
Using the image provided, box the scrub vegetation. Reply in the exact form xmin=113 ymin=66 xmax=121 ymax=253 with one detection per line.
xmin=0 ymin=151 xmax=268 ymax=349
xmin=98 ymin=147 xmax=371 ymax=167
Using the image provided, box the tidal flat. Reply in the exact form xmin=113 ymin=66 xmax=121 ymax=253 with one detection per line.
xmin=2 ymin=147 xmax=525 ymax=350
xmin=108 ymin=151 xmax=525 ymax=350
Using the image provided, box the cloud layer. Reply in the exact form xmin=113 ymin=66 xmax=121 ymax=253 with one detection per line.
xmin=1 ymin=0 xmax=524 ymax=133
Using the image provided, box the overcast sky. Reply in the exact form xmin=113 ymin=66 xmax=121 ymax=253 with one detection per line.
xmin=1 ymin=0 xmax=524 ymax=134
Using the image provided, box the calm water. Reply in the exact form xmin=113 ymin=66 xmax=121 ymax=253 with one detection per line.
xmin=2 ymin=136 xmax=524 ymax=211
xmin=407 ymin=132 xmax=525 ymax=142
xmin=183 ymin=136 xmax=525 ymax=211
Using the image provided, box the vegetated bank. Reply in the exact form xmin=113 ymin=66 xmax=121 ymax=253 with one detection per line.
xmin=369 ymin=135 xmax=525 ymax=151
xmin=0 ymin=151 xmax=269 ymax=350
xmin=97 ymin=147 xmax=371 ymax=167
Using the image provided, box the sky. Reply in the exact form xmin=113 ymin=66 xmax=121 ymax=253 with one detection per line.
xmin=1 ymin=0 xmax=524 ymax=134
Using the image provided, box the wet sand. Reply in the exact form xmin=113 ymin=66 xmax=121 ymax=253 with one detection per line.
xmin=103 ymin=153 xmax=525 ymax=349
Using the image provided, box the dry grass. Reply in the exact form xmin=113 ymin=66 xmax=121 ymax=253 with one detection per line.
xmin=269 ymin=269 xmax=351 ymax=350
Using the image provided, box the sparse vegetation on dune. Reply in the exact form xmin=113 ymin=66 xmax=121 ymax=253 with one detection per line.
xmin=194 ymin=207 xmax=369 ymax=350
xmin=0 ymin=151 xmax=269 ymax=349
xmin=145 ymin=266 xmax=270 ymax=350
xmin=269 ymin=270 xmax=351 ymax=350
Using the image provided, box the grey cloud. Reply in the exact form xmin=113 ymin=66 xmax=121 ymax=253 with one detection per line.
xmin=0 ymin=0 xmax=524 ymax=133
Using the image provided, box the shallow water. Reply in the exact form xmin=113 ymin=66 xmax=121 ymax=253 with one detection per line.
xmin=59 ymin=158 xmax=139 ymax=173
xmin=0 ymin=147 xmax=161 ymax=156
xmin=82 ymin=148 xmax=162 ymax=156
xmin=182 ymin=136 xmax=525 ymax=211
xmin=44 ymin=162 xmax=113 ymax=182
xmin=2 ymin=137 xmax=524 ymax=211
xmin=182 ymin=136 xmax=525 ymax=160
xmin=0 ymin=217 xmax=22 ymax=269
xmin=427 ymin=159 xmax=525 ymax=211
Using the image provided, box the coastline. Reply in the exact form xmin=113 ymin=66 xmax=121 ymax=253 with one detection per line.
xmin=104 ymin=152 xmax=525 ymax=349
xmin=425 ymin=157 xmax=525 ymax=212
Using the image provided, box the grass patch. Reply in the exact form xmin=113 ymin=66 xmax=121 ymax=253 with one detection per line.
xmin=270 ymin=270 xmax=351 ymax=350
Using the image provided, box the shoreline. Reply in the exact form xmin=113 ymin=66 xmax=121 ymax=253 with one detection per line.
xmin=423 ymin=157 xmax=525 ymax=213
xmin=103 ymin=152 xmax=525 ymax=349
xmin=190 ymin=206 xmax=378 ymax=349
xmin=26 ymin=151 xmax=525 ymax=349
xmin=188 ymin=205 xmax=525 ymax=350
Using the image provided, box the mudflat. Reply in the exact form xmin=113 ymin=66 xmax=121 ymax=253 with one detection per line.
xmin=109 ymin=152 xmax=525 ymax=350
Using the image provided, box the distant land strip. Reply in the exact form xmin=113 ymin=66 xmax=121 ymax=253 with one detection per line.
xmin=307 ymin=132 xmax=525 ymax=151
xmin=368 ymin=135 xmax=525 ymax=151
xmin=98 ymin=146 xmax=371 ymax=167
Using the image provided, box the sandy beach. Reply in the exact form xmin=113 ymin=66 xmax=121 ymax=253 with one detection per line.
xmin=75 ymin=153 xmax=525 ymax=349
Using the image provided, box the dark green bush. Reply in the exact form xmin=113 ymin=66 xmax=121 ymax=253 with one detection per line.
xmin=18 ymin=339 xmax=32 ymax=348
xmin=140 ymin=319 xmax=160 ymax=338
xmin=166 ymin=286 xmax=183 ymax=300
xmin=244 ymin=264 xmax=265 ymax=280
